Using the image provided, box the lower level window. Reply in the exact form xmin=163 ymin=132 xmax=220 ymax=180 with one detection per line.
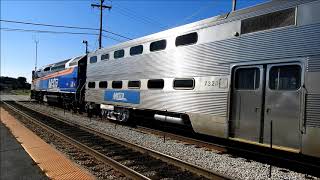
xmin=148 ymin=79 xmax=164 ymax=89
xmin=173 ymin=78 xmax=195 ymax=89
xmin=88 ymin=82 xmax=95 ymax=88
xmin=112 ymin=81 xmax=123 ymax=89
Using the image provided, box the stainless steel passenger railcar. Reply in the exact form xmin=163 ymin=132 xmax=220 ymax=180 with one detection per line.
xmin=85 ymin=0 xmax=320 ymax=157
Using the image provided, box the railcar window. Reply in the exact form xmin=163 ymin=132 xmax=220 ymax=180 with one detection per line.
xmin=175 ymin=32 xmax=198 ymax=47
xmin=147 ymin=79 xmax=164 ymax=89
xmin=88 ymin=82 xmax=95 ymax=88
xmin=241 ymin=8 xmax=295 ymax=34
xmin=101 ymin=53 xmax=109 ymax=61
xmin=269 ymin=65 xmax=301 ymax=90
xmin=90 ymin=56 xmax=97 ymax=63
xmin=235 ymin=68 xmax=260 ymax=90
xmin=130 ymin=45 xmax=143 ymax=56
xmin=150 ymin=40 xmax=166 ymax=52
xmin=114 ymin=50 xmax=125 ymax=59
xmin=99 ymin=81 xmax=108 ymax=88
xmin=128 ymin=80 xmax=141 ymax=89
xmin=112 ymin=81 xmax=123 ymax=89
xmin=173 ymin=79 xmax=195 ymax=89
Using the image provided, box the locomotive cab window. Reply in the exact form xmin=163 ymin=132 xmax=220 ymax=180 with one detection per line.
xmin=173 ymin=79 xmax=195 ymax=89
xmin=114 ymin=50 xmax=125 ymax=59
xmin=148 ymin=79 xmax=164 ymax=89
xmin=90 ymin=56 xmax=97 ymax=64
xmin=43 ymin=67 xmax=51 ymax=71
xmin=88 ymin=82 xmax=96 ymax=88
xmin=235 ymin=68 xmax=260 ymax=90
xmin=269 ymin=65 xmax=301 ymax=90
xmin=128 ymin=80 xmax=141 ymax=89
xmin=99 ymin=81 xmax=108 ymax=88
xmin=101 ymin=53 xmax=109 ymax=61
xmin=130 ymin=45 xmax=143 ymax=56
xmin=150 ymin=40 xmax=166 ymax=52
xmin=112 ymin=81 xmax=123 ymax=89
xmin=175 ymin=32 xmax=198 ymax=47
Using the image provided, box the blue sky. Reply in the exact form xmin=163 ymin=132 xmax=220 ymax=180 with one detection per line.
xmin=1 ymin=0 xmax=267 ymax=82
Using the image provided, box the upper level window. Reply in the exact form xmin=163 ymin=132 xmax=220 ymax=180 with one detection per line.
xmin=101 ymin=53 xmax=109 ymax=61
xmin=150 ymin=40 xmax=166 ymax=52
xmin=235 ymin=68 xmax=260 ymax=90
xmin=175 ymin=32 xmax=198 ymax=47
xmin=173 ymin=78 xmax=195 ymax=90
xmin=88 ymin=82 xmax=95 ymax=88
xmin=112 ymin=81 xmax=123 ymax=89
xmin=241 ymin=8 xmax=295 ymax=34
xmin=148 ymin=79 xmax=164 ymax=89
xmin=114 ymin=49 xmax=125 ymax=59
xmin=90 ymin=56 xmax=97 ymax=63
xmin=130 ymin=45 xmax=143 ymax=56
xmin=99 ymin=81 xmax=108 ymax=88
xmin=269 ymin=65 xmax=301 ymax=90
xmin=128 ymin=80 xmax=141 ymax=89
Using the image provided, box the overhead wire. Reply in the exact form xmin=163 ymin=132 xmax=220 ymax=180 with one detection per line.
xmin=0 ymin=27 xmax=123 ymax=42
xmin=112 ymin=4 xmax=168 ymax=30
xmin=0 ymin=19 xmax=132 ymax=40
xmin=173 ymin=1 xmax=218 ymax=27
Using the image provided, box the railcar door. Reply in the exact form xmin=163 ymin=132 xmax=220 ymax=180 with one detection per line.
xmin=263 ymin=63 xmax=302 ymax=149
xmin=231 ymin=63 xmax=302 ymax=150
xmin=231 ymin=65 xmax=264 ymax=142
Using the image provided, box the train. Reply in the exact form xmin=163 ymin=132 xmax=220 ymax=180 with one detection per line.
xmin=31 ymin=0 xmax=320 ymax=158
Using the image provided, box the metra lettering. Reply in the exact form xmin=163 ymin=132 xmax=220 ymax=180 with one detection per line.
xmin=112 ymin=92 xmax=127 ymax=101
xmin=48 ymin=78 xmax=58 ymax=89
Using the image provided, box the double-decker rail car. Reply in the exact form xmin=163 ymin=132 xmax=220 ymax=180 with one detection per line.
xmin=84 ymin=0 xmax=320 ymax=158
xmin=31 ymin=55 xmax=87 ymax=109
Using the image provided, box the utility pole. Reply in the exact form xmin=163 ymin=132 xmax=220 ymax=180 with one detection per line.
xmin=82 ymin=40 xmax=88 ymax=54
xmin=232 ymin=0 xmax=237 ymax=11
xmin=91 ymin=0 xmax=111 ymax=49
xmin=34 ymin=39 xmax=39 ymax=71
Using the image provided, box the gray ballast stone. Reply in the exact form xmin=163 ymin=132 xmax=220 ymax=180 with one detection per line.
xmin=22 ymin=102 xmax=319 ymax=180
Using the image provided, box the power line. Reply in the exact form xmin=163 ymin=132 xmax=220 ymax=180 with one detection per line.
xmin=112 ymin=5 xmax=167 ymax=29
xmin=116 ymin=5 xmax=167 ymax=28
xmin=175 ymin=1 xmax=218 ymax=27
xmin=0 ymin=19 xmax=131 ymax=40
xmin=0 ymin=27 xmax=123 ymax=42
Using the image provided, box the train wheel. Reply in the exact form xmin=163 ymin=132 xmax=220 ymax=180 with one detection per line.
xmin=116 ymin=108 xmax=130 ymax=122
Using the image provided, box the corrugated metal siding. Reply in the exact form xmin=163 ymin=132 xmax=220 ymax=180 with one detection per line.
xmin=140 ymin=91 xmax=228 ymax=115
xmin=307 ymin=56 xmax=320 ymax=72
xmin=86 ymin=21 xmax=320 ymax=117
xmin=306 ymin=94 xmax=320 ymax=127
xmin=87 ymin=23 xmax=320 ymax=81
xmin=86 ymin=89 xmax=228 ymax=116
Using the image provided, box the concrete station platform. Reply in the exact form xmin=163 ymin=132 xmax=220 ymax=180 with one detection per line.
xmin=0 ymin=108 xmax=95 ymax=180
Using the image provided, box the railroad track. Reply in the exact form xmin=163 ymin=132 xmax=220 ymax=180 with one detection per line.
xmin=10 ymin=101 xmax=320 ymax=178
xmin=2 ymin=101 xmax=231 ymax=180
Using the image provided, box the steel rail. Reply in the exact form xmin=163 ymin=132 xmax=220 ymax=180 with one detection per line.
xmin=14 ymin=101 xmax=231 ymax=180
xmin=3 ymin=101 xmax=150 ymax=180
xmin=135 ymin=125 xmax=227 ymax=153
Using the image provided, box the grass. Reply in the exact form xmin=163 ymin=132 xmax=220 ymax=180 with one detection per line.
xmin=10 ymin=89 xmax=31 ymax=96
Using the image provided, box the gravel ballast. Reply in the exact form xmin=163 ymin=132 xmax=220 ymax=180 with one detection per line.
xmin=21 ymin=102 xmax=318 ymax=180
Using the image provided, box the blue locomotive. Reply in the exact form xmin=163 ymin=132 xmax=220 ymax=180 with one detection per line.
xmin=31 ymin=55 xmax=87 ymax=110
